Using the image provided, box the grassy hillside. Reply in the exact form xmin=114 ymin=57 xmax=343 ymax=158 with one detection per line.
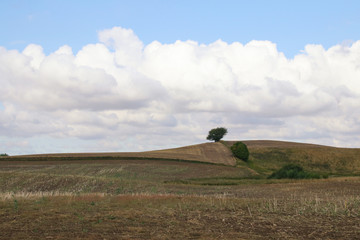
xmin=224 ymin=140 xmax=360 ymax=176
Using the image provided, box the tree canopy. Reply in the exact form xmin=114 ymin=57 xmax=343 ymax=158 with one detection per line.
xmin=206 ymin=127 xmax=227 ymax=142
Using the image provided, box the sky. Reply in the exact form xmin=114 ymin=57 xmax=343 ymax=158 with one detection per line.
xmin=1 ymin=0 xmax=360 ymax=155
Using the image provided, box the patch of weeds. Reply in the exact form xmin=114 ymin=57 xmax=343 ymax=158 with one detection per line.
xmin=35 ymin=197 xmax=48 ymax=205
xmin=150 ymin=186 xmax=158 ymax=193
xmin=244 ymin=159 xmax=269 ymax=175
xmin=268 ymin=164 xmax=327 ymax=179
xmin=13 ymin=198 xmax=19 ymax=211
xmin=165 ymin=176 xmax=267 ymax=186
xmin=309 ymin=162 xmax=331 ymax=170
xmin=74 ymin=212 xmax=84 ymax=221
xmin=251 ymin=149 xmax=292 ymax=164
xmin=112 ymin=173 xmax=123 ymax=178
xmin=115 ymin=187 xmax=124 ymax=195
xmin=164 ymin=179 xmax=191 ymax=185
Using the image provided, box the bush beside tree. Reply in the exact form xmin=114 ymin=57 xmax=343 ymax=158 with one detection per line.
xmin=231 ymin=142 xmax=249 ymax=162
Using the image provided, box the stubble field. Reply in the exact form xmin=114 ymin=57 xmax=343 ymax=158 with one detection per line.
xmin=1 ymin=156 xmax=360 ymax=239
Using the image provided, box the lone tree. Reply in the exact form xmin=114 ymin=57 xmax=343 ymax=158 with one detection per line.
xmin=231 ymin=141 xmax=249 ymax=162
xmin=207 ymin=127 xmax=227 ymax=142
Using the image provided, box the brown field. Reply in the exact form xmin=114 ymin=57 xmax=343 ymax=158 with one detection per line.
xmin=6 ymin=142 xmax=236 ymax=166
xmin=1 ymin=140 xmax=360 ymax=239
xmin=5 ymin=140 xmax=360 ymax=175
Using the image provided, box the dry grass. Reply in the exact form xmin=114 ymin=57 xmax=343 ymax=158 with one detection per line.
xmin=0 ymin=160 xmax=254 ymax=196
xmin=1 ymin=187 xmax=360 ymax=239
xmin=0 ymin=191 xmax=107 ymax=200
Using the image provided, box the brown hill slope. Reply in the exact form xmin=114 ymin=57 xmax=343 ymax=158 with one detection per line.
xmin=6 ymin=142 xmax=237 ymax=166
xmin=4 ymin=140 xmax=360 ymax=173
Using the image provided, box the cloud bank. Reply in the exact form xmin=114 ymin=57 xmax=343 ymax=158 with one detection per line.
xmin=1 ymin=26 xmax=360 ymax=154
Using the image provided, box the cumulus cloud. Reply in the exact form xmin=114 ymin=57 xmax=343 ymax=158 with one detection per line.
xmin=1 ymin=26 xmax=360 ymax=154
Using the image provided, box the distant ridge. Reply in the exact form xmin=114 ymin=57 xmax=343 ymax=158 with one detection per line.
xmin=6 ymin=142 xmax=237 ymax=166
xmin=4 ymin=140 xmax=360 ymax=173
xmin=227 ymin=140 xmax=332 ymax=149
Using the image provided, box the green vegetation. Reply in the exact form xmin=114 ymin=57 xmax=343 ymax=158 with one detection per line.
xmin=0 ymin=153 xmax=8 ymax=157
xmin=237 ymin=145 xmax=360 ymax=176
xmin=268 ymin=164 xmax=327 ymax=179
xmin=231 ymin=141 xmax=249 ymax=162
xmin=206 ymin=127 xmax=227 ymax=142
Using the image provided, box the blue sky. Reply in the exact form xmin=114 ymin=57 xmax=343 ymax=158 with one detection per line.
xmin=1 ymin=0 xmax=360 ymax=57
xmin=1 ymin=1 xmax=360 ymax=155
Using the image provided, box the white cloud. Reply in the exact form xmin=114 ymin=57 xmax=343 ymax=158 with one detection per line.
xmin=1 ymin=26 xmax=360 ymax=154
xmin=98 ymin=26 xmax=144 ymax=67
xmin=22 ymin=44 xmax=45 ymax=69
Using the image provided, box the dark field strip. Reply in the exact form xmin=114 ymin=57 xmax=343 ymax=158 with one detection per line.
xmin=0 ymin=156 xmax=220 ymax=166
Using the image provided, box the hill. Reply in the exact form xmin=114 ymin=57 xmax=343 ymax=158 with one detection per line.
xmin=5 ymin=142 xmax=236 ymax=166
xmin=223 ymin=140 xmax=360 ymax=176
xmin=3 ymin=140 xmax=360 ymax=175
